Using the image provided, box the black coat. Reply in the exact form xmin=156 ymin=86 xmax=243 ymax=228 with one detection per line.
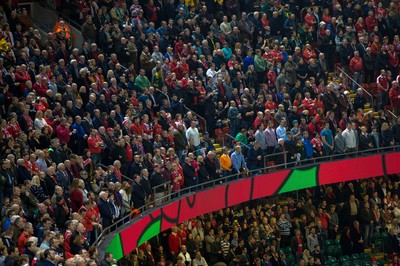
xmin=54 ymin=203 xmax=70 ymax=229
xmin=183 ymin=162 xmax=196 ymax=188
xmin=359 ymin=133 xmax=372 ymax=151
xmin=45 ymin=174 xmax=58 ymax=197
xmin=205 ymin=156 xmax=220 ymax=180
xmin=16 ymin=165 xmax=31 ymax=185
xmin=131 ymin=181 xmax=146 ymax=209
xmin=340 ymin=232 xmax=353 ymax=256
xmin=98 ymin=198 xmax=114 ymax=228
xmin=350 ymin=227 xmax=364 ymax=254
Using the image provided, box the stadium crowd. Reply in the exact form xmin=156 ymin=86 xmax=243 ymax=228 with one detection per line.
xmin=0 ymin=0 xmax=400 ymax=265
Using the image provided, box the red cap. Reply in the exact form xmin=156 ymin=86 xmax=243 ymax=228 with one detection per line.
xmin=374 ymin=36 xmax=379 ymax=39
xmin=107 ymin=128 xmax=113 ymax=132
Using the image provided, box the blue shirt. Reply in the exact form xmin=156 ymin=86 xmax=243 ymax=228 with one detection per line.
xmin=72 ymin=122 xmax=86 ymax=139
xmin=321 ymin=128 xmax=333 ymax=146
xmin=302 ymin=136 xmax=313 ymax=158
xmin=230 ymin=151 xmax=247 ymax=172
xmin=276 ymin=126 xmax=287 ymax=140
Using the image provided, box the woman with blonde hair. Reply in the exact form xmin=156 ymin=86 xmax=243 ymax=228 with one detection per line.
xmin=34 ymin=110 xmax=49 ymax=132
xmin=120 ymin=181 xmax=132 ymax=216
xmin=30 ymin=175 xmax=49 ymax=202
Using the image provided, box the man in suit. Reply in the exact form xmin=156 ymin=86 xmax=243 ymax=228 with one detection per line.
xmin=183 ymin=157 xmax=196 ymax=191
xmin=131 ymin=174 xmax=146 ymax=210
xmin=16 ymin=158 xmax=31 ymax=185
xmin=45 ymin=166 xmax=58 ymax=197
xmin=98 ymin=191 xmax=114 ymax=228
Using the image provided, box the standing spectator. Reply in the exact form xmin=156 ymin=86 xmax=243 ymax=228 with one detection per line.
xmin=350 ymin=220 xmax=364 ymax=254
xmin=389 ymin=81 xmax=400 ymax=115
xmin=150 ymin=164 xmax=165 ymax=206
xmin=81 ymin=16 xmax=97 ymax=44
xmin=230 ymin=146 xmax=247 ymax=177
xmin=349 ymin=51 xmax=363 ymax=91
xmin=131 ymin=174 xmax=146 ymax=210
xmin=277 ymin=213 xmax=292 ymax=248
xmin=186 ymin=121 xmax=200 ymax=150
xmin=377 ymin=69 xmax=390 ymax=110
xmin=87 ymin=129 xmax=104 ymax=165
xmin=321 ymin=122 xmax=334 ymax=156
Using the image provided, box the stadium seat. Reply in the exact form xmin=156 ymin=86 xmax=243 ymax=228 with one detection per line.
xmin=326 ymin=246 xmax=337 ymax=258
xmin=285 ymin=246 xmax=292 ymax=255
xmin=373 ymin=239 xmax=384 ymax=253
xmin=340 ymin=255 xmax=350 ymax=263
xmin=351 ymin=254 xmax=360 ymax=261
xmin=287 ymin=254 xmax=295 ymax=265
xmin=353 ymin=260 xmax=363 ymax=266
xmin=359 ymin=254 xmax=370 ymax=261
xmin=325 ymin=239 xmax=335 ymax=247
xmin=381 ymin=231 xmax=388 ymax=240
xmin=373 ymin=231 xmax=382 ymax=240
xmin=336 ymin=245 xmax=342 ymax=257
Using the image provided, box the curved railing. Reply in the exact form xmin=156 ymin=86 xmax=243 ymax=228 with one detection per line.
xmin=95 ymin=145 xmax=400 ymax=260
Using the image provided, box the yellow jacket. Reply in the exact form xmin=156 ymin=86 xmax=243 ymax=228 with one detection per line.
xmin=219 ymin=154 xmax=232 ymax=170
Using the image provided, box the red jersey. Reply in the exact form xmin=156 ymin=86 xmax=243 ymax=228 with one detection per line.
xmin=350 ymin=56 xmax=363 ymax=72
xmin=311 ymin=137 xmax=322 ymax=152
xmin=377 ymin=75 xmax=389 ymax=93
xmin=168 ymin=232 xmax=180 ymax=254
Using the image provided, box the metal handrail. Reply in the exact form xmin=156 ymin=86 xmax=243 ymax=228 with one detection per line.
xmin=152 ymin=180 xmax=171 ymax=196
xmin=336 ymin=67 xmax=374 ymax=108
xmin=156 ymin=88 xmax=171 ymax=106
xmin=96 ymin=163 xmax=134 ymax=183
xmin=95 ymin=144 xmax=400 ymax=258
xmin=263 ymin=151 xmax=288 ymax=168
xmin=386 ymin=109 xmax=398 ymax=123
xmin=183 ymin=104 xmax=207 ymax=133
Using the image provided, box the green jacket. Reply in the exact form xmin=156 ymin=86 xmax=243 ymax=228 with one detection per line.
xmin=135 ymin=75 xmax=150 ymax=91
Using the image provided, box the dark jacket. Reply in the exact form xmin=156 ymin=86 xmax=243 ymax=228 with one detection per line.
xmin=150 ymin=171 xmax=165 ymax=193
xmin=131 ymin=181 xmax=146 ymax=209
xmin=183 ymin=162 xmax=196 ymax=188
xmin=98 ymin=198 xmax=114 ymax=228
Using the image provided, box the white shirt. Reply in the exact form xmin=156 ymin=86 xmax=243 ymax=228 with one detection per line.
xmin=206 ymin=68 xmax=217 ymax=84
xmin=186 ymin=126 xmax=200 ymax=147
xmin=342 ymin=128 xmax=357 ymax=148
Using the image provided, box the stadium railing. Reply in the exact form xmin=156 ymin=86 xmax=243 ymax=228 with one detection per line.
xmin=94 ymin=144 xmax=400 ymax=258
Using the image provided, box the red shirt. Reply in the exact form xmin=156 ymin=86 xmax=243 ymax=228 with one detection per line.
xmin=377 ymin=75 xmax=389 ymax=93
xmin=365 ymin=15 xmax=378 ymax=32
xmin=130 ymin=123 xmax=143 ymax=135
xmin=87 ymin=135 xmax=102 ymax=154
xmin=389 ymin=87 xmax=400 ymax=107
xmin=389 ymin=51 xmax=399 ymax=67
xmin=267 ymin=71 xmax=277 ymax=87
xmin=350 ymin=56 xmax=363 ymax=72
xmin=303 ymin=48 xmax=317 ymax=64
xmin=56 ymin=125 xmax=70 ymax=143
xmin=265 ymin=100 xmax=277 ymax=111
xmin=168 ymin=232 xmax=180 ymax=254
xmin=370 ymin=42 xmax=381 ymax=56
xmin=18 ymin=231 xmax=31 ymax=254
xmin=125 ymin=144 xmax=133 ymax=163
xmin=7 ymin=122 xmax=20 ymax=139
xmin=304 ymin=14 xmax=317 ymax=29
xmin=311 ymin=137 xmax=322 ymax=152
xmin=177 ymin=229 xmax=187 ymax=246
